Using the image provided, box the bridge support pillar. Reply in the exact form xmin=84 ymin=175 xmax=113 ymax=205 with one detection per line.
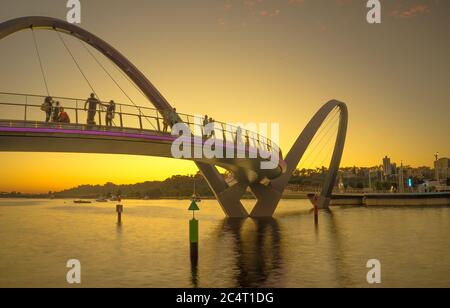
xmin=249 ymin=183 xmax=282 ymax=218
xmin=316 ymin=196 xmax=331 ymax=209
xmin=196 ymin=162 xmax=249 ymax=218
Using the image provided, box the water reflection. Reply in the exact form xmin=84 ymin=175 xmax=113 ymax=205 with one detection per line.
xmin=191 ymin=261 xmax=199 ymax=288
xmin=321 ymin=209 xmax=354 ymax=287
xmin=218 ymin=218 xmax=283 ymax=288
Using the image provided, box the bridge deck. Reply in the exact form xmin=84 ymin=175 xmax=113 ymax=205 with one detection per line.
xmin=0 ymin=119 xmax=286 ymax=183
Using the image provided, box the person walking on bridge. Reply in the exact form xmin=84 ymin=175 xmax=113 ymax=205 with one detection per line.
xmin=170 ymin=108 xmax=179 ymax=126
xmin=84 ymin=93 xmax=100 ymax=125
xmin=203 ymin=115 xmax=209 ymax=136
xmin=52 ymin=101 xmax=61 ymax=123
xmin=41 ymin=96 xmax=53 ymax=123
xmin=103 ymin=100 xmax=116 ymax=127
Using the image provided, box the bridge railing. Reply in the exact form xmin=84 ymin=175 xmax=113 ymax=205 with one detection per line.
xmin=0 ymin=92 xmax=279 ymax=154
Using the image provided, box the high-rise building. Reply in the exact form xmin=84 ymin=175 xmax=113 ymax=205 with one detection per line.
xmin=383 ymin=156 xmax=392 ymax=176
xmin=435 ymin=158 xmax=450 ymax=182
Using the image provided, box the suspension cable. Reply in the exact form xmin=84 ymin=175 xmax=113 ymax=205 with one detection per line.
xmin=30 ymin=28 xmax=50 ymax=96
xmin=306 ymin=128 xmax=337 ymax=171
xmin=315 ymin=117 xmax=340 ymax=169
xmin=298 ymin=107 xmax=340 ymax=168
xmin=79 ymin=41 xmax=157 ymax=130
xmin=303 ymin=115 xmax=339 ymax=169
xmin=54 ymin=29 xmax=100 ymax=101
xmin=104 ymin=54 xmax=169 ymax=119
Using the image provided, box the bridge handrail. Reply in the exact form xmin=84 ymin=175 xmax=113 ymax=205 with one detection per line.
xmin=0 ymin=91 xmax=279 ymax=152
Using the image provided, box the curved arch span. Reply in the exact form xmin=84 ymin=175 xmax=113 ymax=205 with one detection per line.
xmin=0 ymin=16 xmax=172 ymax=112
xmin=250 ymin=100 xmax=348 ymax=217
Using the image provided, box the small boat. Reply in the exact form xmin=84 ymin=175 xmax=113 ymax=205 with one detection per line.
xmin=96 ymin=198 xmax=108 ymax=203
xmin=73 ymin=200 xmax=92 ymax=204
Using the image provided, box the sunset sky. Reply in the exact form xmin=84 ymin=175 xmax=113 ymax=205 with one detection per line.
xmin=0 ymin=0 xmax=449 ymax=193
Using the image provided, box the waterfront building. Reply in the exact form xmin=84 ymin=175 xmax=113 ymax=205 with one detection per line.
xmin=435 ymin=158 xmax=450 ymax=182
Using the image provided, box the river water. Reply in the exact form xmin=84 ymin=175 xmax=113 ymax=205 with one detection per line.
xmin=1 ymin=198 xmax=450 ymax=288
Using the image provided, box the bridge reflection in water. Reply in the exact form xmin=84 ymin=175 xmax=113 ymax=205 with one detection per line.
xmin=192 ymin=209 xmax=353 ymax=288
xmin=195 ymin=218 xmax=283 ymax=288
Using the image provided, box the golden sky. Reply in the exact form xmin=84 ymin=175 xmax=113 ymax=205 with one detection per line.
xmin=0 ymin=0 xmax=449 ymax=193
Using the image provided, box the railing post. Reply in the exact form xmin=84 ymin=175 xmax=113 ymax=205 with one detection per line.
xmin=222 ymin=123 xmax=227 ymax=143
xmin=75 ymin=100 xmax=79 ymax=124
xmin=156 ymin=111 xmax=161 ymax=132
xmin=24 ymin=96 xmax=28 ymax=122
xmin=138 ymin=115 xmax=143 ymax=130
xmin=98 ymin=109 xmax=102 ymax=126
xmin=186 ymin=115 xmax=192 ymax=133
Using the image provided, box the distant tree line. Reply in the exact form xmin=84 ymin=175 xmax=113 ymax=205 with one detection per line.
xmin=53 ymin=173 xmax=214 ymax=199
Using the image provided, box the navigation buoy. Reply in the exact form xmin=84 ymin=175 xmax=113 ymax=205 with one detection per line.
xmin=189 ymin=198 xmax=200 ymax=266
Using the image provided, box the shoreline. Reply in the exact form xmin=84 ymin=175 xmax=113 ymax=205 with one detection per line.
xmin=1 ymin=192 xmax=449 ymax=206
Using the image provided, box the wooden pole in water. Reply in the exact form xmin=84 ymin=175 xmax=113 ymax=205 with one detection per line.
xmin=314 ymin=203 xmax=319 ymax=225
xmin=116 ymin=197 xmax=123 ymax=225
xmin=308 ymin=193 xmax=319 ymax=225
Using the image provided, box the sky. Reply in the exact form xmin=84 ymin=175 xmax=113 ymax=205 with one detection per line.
xmin=0 ymin=0 xmax=449 ymax=193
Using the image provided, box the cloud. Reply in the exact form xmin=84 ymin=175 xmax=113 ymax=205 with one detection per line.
xmin=389 ymin=4 xmax=431 ymax=19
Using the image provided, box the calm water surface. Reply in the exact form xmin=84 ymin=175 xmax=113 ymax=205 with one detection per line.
xmin=1 ymin=198 xmax=450 ymax=288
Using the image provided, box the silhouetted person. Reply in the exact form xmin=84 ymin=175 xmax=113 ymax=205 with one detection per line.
xmin=41 ymin=96 xmax=53 ymax=123
xmin=58 ymin=107 xmax=70 ymax=123
xmin=162 ymin=109 xmax=170 ymax=133
xmin=170 ymin=108 xmax=179 ymax=126
xmin=209 ymin=117 xmax=215 ymax=137
xmin=203 ymin=115 xmax=209 ymax=136
xmin=236 ymin=126 xmax=243 ymax=145
xmin=84 ymin=93 xmax=99 ymax=125
xmin=104 ymin=100 xmax=116 ymax=127
xmin=52 ymin=101 xmax=61 ymax=122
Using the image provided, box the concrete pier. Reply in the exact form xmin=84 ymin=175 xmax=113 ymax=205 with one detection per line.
xmin=363 ymin=193 xmax=450 ymax=207
xmin=329 ymin=192 xmax=450 ymax=207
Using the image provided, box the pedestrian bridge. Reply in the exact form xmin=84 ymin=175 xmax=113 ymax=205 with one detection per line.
xmin=0 ymin=16 xmax=348 ymax=218
xmin=0 ymin=92 xmax=285 ymax=183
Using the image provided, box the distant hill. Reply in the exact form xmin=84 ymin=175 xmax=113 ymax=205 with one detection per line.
xmin=54 ymin=174 xmax=215 ymax=199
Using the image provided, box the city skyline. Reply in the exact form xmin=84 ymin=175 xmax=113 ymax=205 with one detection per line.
xmin=0 ymin=0 xmax=449 ymax=193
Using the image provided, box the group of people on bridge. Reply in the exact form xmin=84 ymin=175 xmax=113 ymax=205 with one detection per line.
xmin=41 ymin=97 xmax=70 ymax=123
xmin=41 ymin=93 xmax=116 ymax=126
xmin=40 ymin=95 xmax=255 ymax=150
xmin=162 ymin=108 xmax=179 ymax=133
xmin=84 ymin=93 xmax=116 ymax=126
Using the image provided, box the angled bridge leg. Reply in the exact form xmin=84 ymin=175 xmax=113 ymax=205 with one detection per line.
xmin=196 ymin=162 xmax=249 ymax=218
xmin=250 ymin=100 xmax=348 ymax=218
